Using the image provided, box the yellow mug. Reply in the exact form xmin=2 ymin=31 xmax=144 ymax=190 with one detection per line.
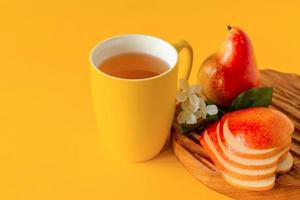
xmin=89 ymin=34 xmax=193 ymax=162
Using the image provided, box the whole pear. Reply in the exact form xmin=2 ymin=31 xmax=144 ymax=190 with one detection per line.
xmin=198 ymin=26 xmax=260 ymax=107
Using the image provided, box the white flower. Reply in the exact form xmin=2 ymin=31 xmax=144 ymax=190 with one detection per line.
xmin=177 ymin=110 xmax=197 ymax=124
xmin=206 ymin=104 xmax=218 ymax=115
xmin=176 ymin=79 xmax=218 ymax=125
xmin=176 ymin=79 xmax=201 ymax=107
xmin=181 ymin=99 xmax=199 ymax=113
xmin=194 ymin=98 xmax=207 ymax=119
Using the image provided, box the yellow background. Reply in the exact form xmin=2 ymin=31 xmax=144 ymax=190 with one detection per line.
xmin=1 ymin=0 xmax=299 ymax=199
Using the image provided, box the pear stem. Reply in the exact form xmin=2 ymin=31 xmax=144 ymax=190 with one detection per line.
xmin=227 ymin=25 xmax=232 ymax=31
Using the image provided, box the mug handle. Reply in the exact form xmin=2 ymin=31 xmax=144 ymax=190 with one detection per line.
xmin=173 ymin=40 xmax=193 ymax=80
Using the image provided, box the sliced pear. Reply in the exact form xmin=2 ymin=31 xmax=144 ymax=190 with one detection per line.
xmin=201 ymin=130 xmax=277 ymax=180
xmin=221 ymin=172 xmax=275 ymax=191
xmin=216 ymin=122 xmax=290 ymax=169
xmin=198 ymin=108 xmax=294 ymax=191
xmin=221 ymin=119 xmax=291 ymax=159
xmin=222 ymin=108 xmax=294 ymax=150
xmin=276 ymin=152 xmax=293 ymax=174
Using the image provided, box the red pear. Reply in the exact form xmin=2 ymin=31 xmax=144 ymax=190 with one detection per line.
xmin=198 ymin=26 xmax=260 ymax=107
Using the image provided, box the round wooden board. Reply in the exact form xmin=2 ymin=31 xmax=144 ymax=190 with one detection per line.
xmin=171 ymin=69 xmax=300 ymax=200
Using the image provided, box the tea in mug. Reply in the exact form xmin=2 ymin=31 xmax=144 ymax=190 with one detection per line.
xmin=98 ymin=53 xmax=169 ymax=79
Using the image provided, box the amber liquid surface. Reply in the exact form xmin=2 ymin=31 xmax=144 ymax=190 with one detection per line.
xmin=98 ymin=53 xmax=170 ymax=79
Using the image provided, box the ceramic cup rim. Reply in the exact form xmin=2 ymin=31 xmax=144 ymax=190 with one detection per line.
xmin=89 ymin=34 xmax=178 ymax=82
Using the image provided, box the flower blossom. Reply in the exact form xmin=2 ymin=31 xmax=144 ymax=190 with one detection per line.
xmin=176 ymin=79 xmax=218 ymax=124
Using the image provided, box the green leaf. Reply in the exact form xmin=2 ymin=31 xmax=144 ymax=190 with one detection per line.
xmin=228 ymin=87 xmax=273 ymax=111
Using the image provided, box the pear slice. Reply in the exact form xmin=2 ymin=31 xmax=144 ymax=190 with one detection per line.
xmin=216 ymin=122 xmax=291 ymax=169
xmin=223 ymin=108 xmax=294 ymax=149
xmin=221 ymin=172 xmax=275 ymax=191
xmin=220 ymin=116 xmax=291 ymax=159
xmin=276 ymin=152 xmax=293 ymax=174
xmin=201 ymin=130 xmax=277 ymax=180
xmin=219 ymin=153 xmax=293 ymax=191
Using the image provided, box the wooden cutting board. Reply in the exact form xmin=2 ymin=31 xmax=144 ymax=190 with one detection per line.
xmin=171 ymin=69 xmax=300 ymax=200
